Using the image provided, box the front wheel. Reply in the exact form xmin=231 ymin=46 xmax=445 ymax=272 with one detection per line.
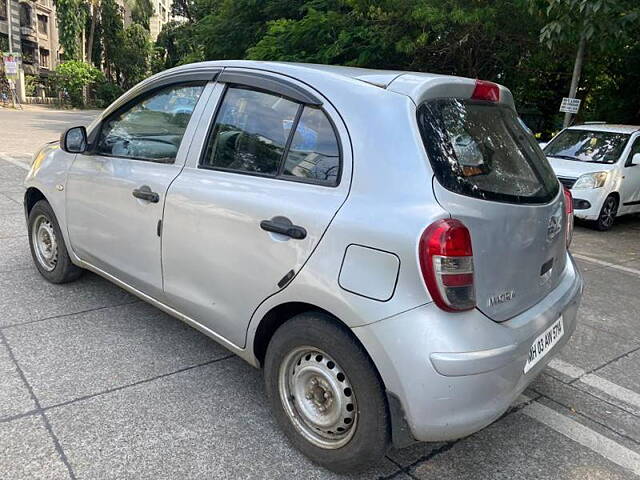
xmin=594 ymin=195 xmax=618 ymax=231
xmin=264 ymin=312 xmax=390 ymax=473
xmin=28 ymin=200 xmax=83 ymax=283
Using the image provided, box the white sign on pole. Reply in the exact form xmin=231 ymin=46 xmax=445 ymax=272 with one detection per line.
xmin=560 ymin=97 xmax=581 ymax=114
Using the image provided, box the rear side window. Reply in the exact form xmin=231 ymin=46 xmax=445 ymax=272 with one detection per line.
xmin=417 ymin=99 xmax=559 ymax=204
xmin=282 ymin=106 xmax=340 ymax=184
xmin=200 ymin=86 xmax=341 ymax=186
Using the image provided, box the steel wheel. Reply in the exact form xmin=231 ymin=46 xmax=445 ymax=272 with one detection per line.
xmin=31 ymin=214 xmax=58 ymax=271
xmin=278 ymin=346 xmax=358 ymax=449
xmin=599 ymin=196 xmax=618 ymax=230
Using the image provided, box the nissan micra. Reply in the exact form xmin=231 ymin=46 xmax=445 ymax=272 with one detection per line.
xmin=24 ymin=61 xmax=583 ymax=473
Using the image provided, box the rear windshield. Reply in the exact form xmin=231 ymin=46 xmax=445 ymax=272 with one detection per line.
xmin=543 ymin=129 xmax=629 ymax=164
xmin=417 ymin=99 xmax=559 ymax=204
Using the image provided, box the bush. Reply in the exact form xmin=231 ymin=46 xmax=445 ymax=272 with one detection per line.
xmin=95 ymin=80 xmax=124 ymax=107
xmin=53 ymin=61 xmax=104 ymax=107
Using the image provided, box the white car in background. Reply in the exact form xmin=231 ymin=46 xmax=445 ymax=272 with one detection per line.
xmin=543 ymin=124 xmax=640 ymax=230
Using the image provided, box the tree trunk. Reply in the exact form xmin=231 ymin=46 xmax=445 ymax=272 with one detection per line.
xmin=86 ymin=5 xmax=98 ymax=65
xmin=563 ymin=31 xmax=587 ymax=128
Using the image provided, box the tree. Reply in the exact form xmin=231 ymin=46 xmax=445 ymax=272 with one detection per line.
xmin=55 ymin=0 xmax=86 ymax=60
xmin=531 ymin=0 xmax=639 ymax=126
xmin=118 ymin=24 xmax=152 ymax=89
xmin=127 ymin=0 xmax=154 ymax=30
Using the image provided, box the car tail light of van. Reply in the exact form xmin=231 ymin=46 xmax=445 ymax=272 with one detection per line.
xmin=419 ymin=219 xmax=476 ymax=312
xmin=471 ymin=80 xmax=500 ymax=102
xmin=563 ymin=187 xmax=574 ymax=249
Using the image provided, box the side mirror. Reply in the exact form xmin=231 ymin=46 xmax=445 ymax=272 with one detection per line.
xmin=60 ymin=126 xmax=87 ymax=154
xmin=632 ymin=153 xmax=640 ymax=166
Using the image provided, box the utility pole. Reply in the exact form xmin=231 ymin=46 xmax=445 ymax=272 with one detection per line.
xmin=563 ymin=31 xmax=587 ymax=128
xmin=6 ymin=0 xmax=13 ymax=52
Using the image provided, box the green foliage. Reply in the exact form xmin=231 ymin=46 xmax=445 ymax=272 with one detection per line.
xmin=127 ymin=0 xmax=155 ymax=30
xmin=118 ymin=24 xmax=152 ymax=89
xmin=100 ymin=0 xmax=125 ymax=81
xmin=53 ymin=60 xmax=104 ymax=107
xmin=95 ymin=78 xmax=124 ymax=107
xmin=55 ymin=0 xmax=86 ymax=60
xmin=532 ymin=0 xmax=639 ymax=49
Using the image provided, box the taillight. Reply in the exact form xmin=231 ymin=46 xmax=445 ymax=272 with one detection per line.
xmin=471 ymin=79 xmax=500 ymax=102
xmin=563 ymin=187 xmax=574 ymax=248
xmin=419 ymin=219 xmax=475 ymax=312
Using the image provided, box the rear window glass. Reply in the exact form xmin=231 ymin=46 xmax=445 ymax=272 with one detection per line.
xmin=543 ymin=129 xmax=629 ymax=164
xmin=417 ymin=99 xmax=559 ymax=204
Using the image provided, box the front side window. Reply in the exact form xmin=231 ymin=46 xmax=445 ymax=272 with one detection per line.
xmin=544 ymin=129 xmax=629 ymax=165
xmin=201 ymin=86 xmax=341 ymax=185
xmin=418 ymin=99 xmax=559 ymax=204
xmin=626 ymin=137 xmax=640 ymax=167
xmin=96 ymin=83 xmax=205 ymax=163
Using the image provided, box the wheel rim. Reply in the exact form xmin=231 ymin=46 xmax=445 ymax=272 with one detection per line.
xmin=278 ymin=346 xmax=358 ymax=449
xmin=31 ymin=214 xmax=58 ymax=271
xmin=601 ymin=198 xmax=617 ymax=228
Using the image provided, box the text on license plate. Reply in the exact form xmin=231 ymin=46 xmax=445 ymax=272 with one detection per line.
xmin=524 ymin=317 xmax=564 ymax=374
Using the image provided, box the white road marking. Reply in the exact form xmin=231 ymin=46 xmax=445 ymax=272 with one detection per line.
xmin=523 ymin=401 xmax=640 ymax=476
xmin=0 ymin=153 xmax=30 ymax=171
xmin=573 ymin=253 xmax=640 ymax=278
xmin=548 ymin=358 xmax=586 ymax=379
xmin=580 ymin=374 xmax=640 ymax=411
xmin=548 ymin=358 xmax=640 ymax=411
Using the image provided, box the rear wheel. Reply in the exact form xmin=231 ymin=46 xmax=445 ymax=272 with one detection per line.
xmin=264 ymin=312 xmax=390 ymax=473
xmin=28 ymin=200 xmax=83 ymax=283
xmin=594 ymin=195 xmax=618 ymax=231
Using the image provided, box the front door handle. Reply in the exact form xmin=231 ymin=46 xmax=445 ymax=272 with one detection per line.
xmin=132 ymin=185 xmax=159 ymax=203
xmin=260 ymin=216 xmax=307 ymax=240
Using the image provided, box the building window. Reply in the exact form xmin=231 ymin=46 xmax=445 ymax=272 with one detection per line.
xmin=22 ymin=44 xmax=36 ymax=64
xmin=37 ymin=14 xmax=48 ymax=35
xmin=0 ymin=0 xmax=7 ymax=20
xmin=39 ymin=48 xmax=49 ymax=68
xmin=20 ymin=4 xmax=33 ymax=28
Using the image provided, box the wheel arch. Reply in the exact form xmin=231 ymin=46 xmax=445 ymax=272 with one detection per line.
xmin=253 ymin=302 xmax=348 ymax=368
xmin=24 ymin=187 xmax=47 ymax=216
xmin=252 ymin=300 xmax=415 ymax=448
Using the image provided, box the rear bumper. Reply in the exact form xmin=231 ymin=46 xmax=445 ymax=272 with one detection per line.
xmin=353 ymin=253 xmax=583 ymax=443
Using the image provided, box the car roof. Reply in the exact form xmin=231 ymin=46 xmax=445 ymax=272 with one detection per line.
xmin=568 ymin=124 xmax=640 ymax=134
xmin=162 ymin=60 xmax=516 ymax=109
xmin=171 ymin=60 xmax=442 ymax=89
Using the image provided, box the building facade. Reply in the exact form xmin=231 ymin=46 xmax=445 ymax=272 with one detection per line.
xmin=1 ymin=0 xmax=59 ymax=77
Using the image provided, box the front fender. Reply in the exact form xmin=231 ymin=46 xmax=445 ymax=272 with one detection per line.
xmin=24 ymin=142 xmax=78 ymax=261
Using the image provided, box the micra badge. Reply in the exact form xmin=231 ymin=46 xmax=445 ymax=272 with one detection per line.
xmin=489 ymin=290 xmax=515 ymax=307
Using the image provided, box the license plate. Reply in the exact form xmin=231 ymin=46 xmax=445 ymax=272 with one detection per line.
xmin=524 ymin=317 xmax=564 ymax=374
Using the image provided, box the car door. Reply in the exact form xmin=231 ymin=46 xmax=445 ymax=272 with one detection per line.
xmin=619 ymin=135 xmax=640 ymax=213
xmin=162 ymin=73 xmax=352 ymax=348
xmin=65 ymin=81 xmax=209 ymax=299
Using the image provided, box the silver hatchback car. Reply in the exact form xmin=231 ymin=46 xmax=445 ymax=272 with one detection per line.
xmin=24 ymin=61 xmax=583 ymax=472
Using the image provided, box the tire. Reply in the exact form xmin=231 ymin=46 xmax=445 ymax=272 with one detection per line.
xmin=28 ymin=199 xmax=83 ymax=283
xmin=264 ymin=312 xmax=390 ymax=473
xmin=594 ymin=195 xmax=618 ymax=231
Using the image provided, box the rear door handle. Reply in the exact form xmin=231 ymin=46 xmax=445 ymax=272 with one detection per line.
xmin=260 ymin=216 xmax=307 ymax=240
xmin=132 ymin=185 xmax=159 ymax=203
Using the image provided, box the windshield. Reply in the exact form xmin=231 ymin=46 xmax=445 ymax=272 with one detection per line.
xmin=417 ymin=99 xmax=559 ymax=204
xmin=543 ymin=129 xmax=629 ymax=164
